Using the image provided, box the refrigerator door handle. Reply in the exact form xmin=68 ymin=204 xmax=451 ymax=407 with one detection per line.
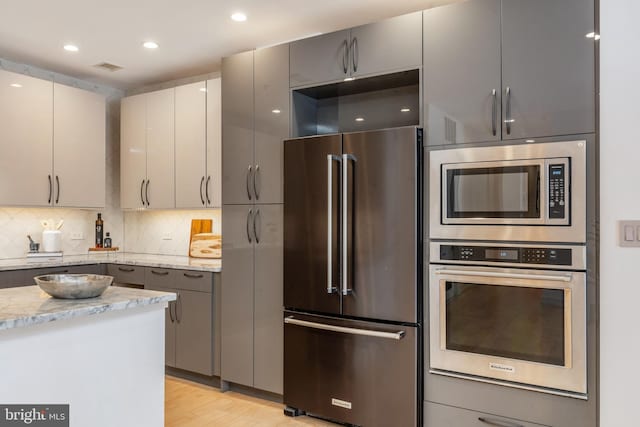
xmin=284 ymin=316 xmax=405 ymax=340
xmin=327 ymin=154 xmax=341 ymax=294
xmin=341 ymin=153 xmax=357 ymax=296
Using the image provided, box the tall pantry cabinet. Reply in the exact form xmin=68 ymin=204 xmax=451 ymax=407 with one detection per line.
xmin=221 ymin=43 xmax=289 ymax=395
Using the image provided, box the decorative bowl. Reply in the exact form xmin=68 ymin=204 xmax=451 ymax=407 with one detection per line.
xmin=34 ymin=274 xmax=113 ymax=299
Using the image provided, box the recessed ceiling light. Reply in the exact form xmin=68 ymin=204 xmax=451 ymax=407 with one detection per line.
xmin=526 ymin=139 xmax=535 ymax=143
xmin=231 ymin=12 xmax=247 ymax=22
xmin=272 ymin=109 xmax=281 ymax=114
xmin=344 ymin=77 xmax=355 ymax=82
xmin=400 ymin=108 xmax=411 ymax=113
xmin=10 ymin=83 xmax=22 ymax=88
xmin=585 ymin=32 xmax=600 ymax=40
xmin=63 ymin=44 xmax=79 ymax=52
xmin=355 ymin=117 xmax=365 ymax=122
xmin=199 ymin=87 xmax=207 ymax=92
xmin=143 ymin=41 xmax=159 ymax=49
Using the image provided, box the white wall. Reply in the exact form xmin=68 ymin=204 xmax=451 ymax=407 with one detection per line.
xmin=600 ymin=1 xmax=640 ymax=425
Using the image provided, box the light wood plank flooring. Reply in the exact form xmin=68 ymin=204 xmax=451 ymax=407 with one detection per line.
xmin=166 ymin=376 xmax=337 ymax=427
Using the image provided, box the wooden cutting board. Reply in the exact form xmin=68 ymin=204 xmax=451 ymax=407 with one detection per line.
xmin=190 ymin=233 xmax=222 ymax=259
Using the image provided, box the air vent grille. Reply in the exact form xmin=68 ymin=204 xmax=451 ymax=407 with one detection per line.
xmin=93 ymin=62 xmax=123 ymax=72
xmin=444 ymin=116 xmax=457 ymax=143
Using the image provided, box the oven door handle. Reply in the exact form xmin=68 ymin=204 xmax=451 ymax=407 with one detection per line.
xmin=434 ymin=269 xmax=572 ymax=282
xmin=284 ymin=317 xmax=405 ymax=340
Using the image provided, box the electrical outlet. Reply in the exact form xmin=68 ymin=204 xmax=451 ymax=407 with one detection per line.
xmin=71 ymin=232 xmax=84 ymax=240
xmin=162 ymin=233 xmax=173 ymax=241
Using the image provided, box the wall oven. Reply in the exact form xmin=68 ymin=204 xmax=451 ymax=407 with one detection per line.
xmin=429 ymin=241 xmax=587 ymax=397
xmin=429 ymin=140 xmax=586 ymax=243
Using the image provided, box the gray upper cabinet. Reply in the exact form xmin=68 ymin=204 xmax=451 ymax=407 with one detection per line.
xmin=222 ymin=51 xmax=254 ymax=205
xmin=501 ymin=0 xmax=596 ymax=140
xmin=289 ymin=30 xmax=351 ymax=88
xmin=254 ymin=44 xmax=289 ymax=205
xmin=290 ymin=13 xmax=422 ymax=88
xmin=423 ymin=0 xmax=502 ymax=145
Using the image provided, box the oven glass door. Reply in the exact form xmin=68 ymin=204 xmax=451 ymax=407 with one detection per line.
xmin=429 ymin=266 xmax=587 ymax=395
xmin=443 ymin=161 xmax=542 ymax=222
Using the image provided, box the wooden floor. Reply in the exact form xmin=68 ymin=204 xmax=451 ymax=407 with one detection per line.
xmin=165 ymin=376 xmax=337 ymax=427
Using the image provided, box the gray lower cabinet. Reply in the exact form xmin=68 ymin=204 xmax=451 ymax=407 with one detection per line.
xmin=424 ymin=401 xmax=550 ymax=427
xmin=424 ymin=0 xmax=595 ymax=146
xmin=107 ymin=263 xmax=145 ymax=287
xmin=0 ymin=264 xmax=102 ymax=288
xmin=144 ymin=267 xmax=216 ymax=376
xmin=222 ymin=204 xmax=283 ymax=394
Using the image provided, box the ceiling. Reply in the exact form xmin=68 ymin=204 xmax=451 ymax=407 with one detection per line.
xmin=0 ymin=0 xmax=460 ymax=90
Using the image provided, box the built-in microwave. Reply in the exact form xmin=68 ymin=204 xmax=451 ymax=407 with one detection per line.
xmin=429 ymin=140 xmax=586 ymax=243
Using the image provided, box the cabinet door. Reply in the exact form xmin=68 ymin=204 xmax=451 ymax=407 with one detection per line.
xmin=424 ymin=401 xmax=550 ymax=427
xmin=120 ymin=94 xmax=147 ymax=209
xmin=0 ymin=70 xmax=53 ymax=206
xmin=144 ymin=282 xmax=177 ymax=368
xmin=221 ymin=205 xmax=255 ymax=387
xmin=350 ymin=11 xmax=422 ymax=78
xmin=145 ymin=88 xmax=175 ymax=208
xmin=289 ymin=30 xmax=350 ymax=87
xmin=175 ymin=289 xmax=213 ymax=376
xmin=206 ymin=78 xmax=222 ymax=208
xmin=501 ymin=0 xmax=596 ymax=139
xmin=423 ymin=0 xmax=502 ymax=145
xmin=222 ymin=51 xmax=254 ymax=205
xmin=253 ymin=205 xmax=283 ymax=394
xmin=175 ymin=82 xmax=207 ymax=208
xmin=53 ymin=83 xmax=106 ymax=208
xmin=254 ymin=44 xmax=289 ymax=205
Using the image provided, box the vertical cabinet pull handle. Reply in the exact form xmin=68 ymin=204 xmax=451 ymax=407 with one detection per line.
xmin=55 ymin=176 xmax=60 ymax=204
xmin=491 ymin=89 xmax=497 ymax=136
xmin=206 ymin=176 xmax=211 ymax=205
xmin=254 ymin=209 xmax=261 ymax=244
xmin=327 ymin=155 xmax=341 ymax=294
xmin=145 ymin=180 xmax=150 ymax=207
xmin=341 ymin=153 xmax=356 ymax=296
xmin=200 ymin=176 xmax=205 ymax=205
xmin=253 ymin=165 xmax=260 ymax=200
xmin=342 ymin=39 xmax=349 ymax=74
xmin=246 ymin=165 xmax=253 ymax=200
xmin=140 ymin=179 xmax=146 ymax=207
xmin=246 ymin=209 xmax=253 ymax=243
xmin=48 ymin=175 xmax=52 ymax=204
xmin=176 ymin=293 xmax=182 ymax=323
xmin=350 ymin=37 xmax=359 ymax=73
xmin=168 ymin=301 xmax=175 ymax=322
xmin=505 ymin=86 xmax=512 ymax=135
xmin=478 ymin=417 xmax=523 ymax=427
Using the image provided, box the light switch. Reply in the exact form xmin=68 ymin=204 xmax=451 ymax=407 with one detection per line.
xmin=625 ymin=225 xmax=635 ymax=241
xmin=619 ymin=220 xmax=640 ymax=247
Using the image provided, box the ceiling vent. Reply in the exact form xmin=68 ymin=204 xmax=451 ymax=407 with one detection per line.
xmin=93 ymin=62 xmax=123 ymax=72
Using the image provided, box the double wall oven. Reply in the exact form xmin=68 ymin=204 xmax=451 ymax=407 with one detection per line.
xmin=428 ymin=140 xmax=589 ymax=398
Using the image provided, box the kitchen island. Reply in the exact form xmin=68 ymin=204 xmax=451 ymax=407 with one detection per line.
xmin=0 ymin=285 xmax=175 ymax=427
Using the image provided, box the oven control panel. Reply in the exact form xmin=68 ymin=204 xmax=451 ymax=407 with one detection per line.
xmin=439 ymin=245 xmax=572 ymax=266
xmin=548 ymin=163 xmax=566 ymax=219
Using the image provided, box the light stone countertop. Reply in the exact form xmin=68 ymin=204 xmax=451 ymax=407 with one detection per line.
xmin=0 ymin=285 xmax=176 ymax=331
xmin=0 ymin=253 xmax=222 ymax=273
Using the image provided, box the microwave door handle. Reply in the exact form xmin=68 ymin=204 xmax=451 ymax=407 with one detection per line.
xmin=327 ymin=155 xmax=341 ymax=294
xmin=434 ymin=269 xmax=572 ymax=283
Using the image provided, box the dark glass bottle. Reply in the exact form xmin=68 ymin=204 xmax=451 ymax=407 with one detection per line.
xmin=104 ymin=232 xmax=112 ymax=249
xmin=95 ymin=213 xmax=104 ymax=248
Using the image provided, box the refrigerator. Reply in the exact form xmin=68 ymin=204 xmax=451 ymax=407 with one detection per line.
xmin=283 ymin=126 xmax=422 ymax=427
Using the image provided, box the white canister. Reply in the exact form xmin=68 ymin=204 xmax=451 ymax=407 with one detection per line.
xmin=42 ymin=230 xmax=62 ymax=253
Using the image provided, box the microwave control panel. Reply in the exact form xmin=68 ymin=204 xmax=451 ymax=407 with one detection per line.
xmin=548 ymin=163 xmax=566 ymax=219
xmin=439 ymin=245 xmax=572 ymax=266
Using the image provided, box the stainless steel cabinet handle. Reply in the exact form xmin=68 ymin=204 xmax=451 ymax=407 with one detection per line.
xmin=200 ymin=176 xmax=205 ymax=205
xmin=145 ymin=180 xmax=150 ymax=207
xmin=342 ymin=39 xmax=349 ymax=74
xmin=505 ymin=86 xmax=512 ymax=135
xmin=140 ymin=179 xmax=146 ymax=206
xmin=434 ymin=269 xmax=572 ymax=282
xmin=327 ymin=154 xmax=341 ymax=294
xmin=183 ymin=272 xmax=204 ymax=279
xmin=49 ymin=269 xmax=69 ymax=274
xmin=55 ymin=175 xmax=60 ymax=204
xmin=246 ymin=209 xmax=253 ymax=243
xmin=253 ymin=165 xmax=260 ymax=200
xmin=254 ymin=209 xmax=261 ymax=244
xmin=151 ymin=270 xmax=169 ymax=276
xmin=206 ymin=176 xmax=211 ymax=205
xmin=176 ymin=293 xmax=182 ymax=323
xmin=168 ymin=301 xmax=175 ymax=323
xmin=478 ymin=417 xmax=523 ymax=427
xmin=350 ymin=37 xmax=359 ymax=73
xmin=491 ymin=89 xmax=497 ymax=136
xmin=118 ymin=267 xmax=135 ymax=273
xmin=48 ymin=175 xmax=52 ymax=204
xmin=284 ymin=317 xmax=405 ymax=340
xmin=246 ymin=165 xmax=253 ymax=200
xmin=341 ymin=153 xmax=356 ymax=296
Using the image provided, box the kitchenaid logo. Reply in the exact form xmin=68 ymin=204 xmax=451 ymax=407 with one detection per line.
xmin=0 ymin=405 xmax=68 ymax=426
xmin=331 ymin=398 xmax=352 ymax=410
xmin=489 ymin=362 xmax=516 ymax=374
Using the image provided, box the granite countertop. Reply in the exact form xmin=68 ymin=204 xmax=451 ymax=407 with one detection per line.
xmin=0 ymin=253 xmax=222 ymax=273
xmin=0 ymin=285 xmax=176 ymax=331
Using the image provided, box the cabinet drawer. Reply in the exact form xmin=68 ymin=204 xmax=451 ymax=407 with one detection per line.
xmin=107 ymin=264 xmax=145 ymax=285
xmin=144 ymin=267 xmax=178 ymax=290
xmin=176 ymin=270 xmax=212 ymax=293
xmin=424 ymin=401 xmax=550 ymax=427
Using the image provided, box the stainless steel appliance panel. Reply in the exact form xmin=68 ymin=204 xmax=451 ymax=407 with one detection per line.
xmin=284 ymin=311 xmax=417 ymax=427
xmin=284 ymin=134 xmax=342 ymax=315
xmin=342 ymin=127 xmax=419 ymax=323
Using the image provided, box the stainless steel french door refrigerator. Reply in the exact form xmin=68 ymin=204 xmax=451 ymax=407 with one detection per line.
xmin=283 ymin=126 xmax=423 ymax=427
